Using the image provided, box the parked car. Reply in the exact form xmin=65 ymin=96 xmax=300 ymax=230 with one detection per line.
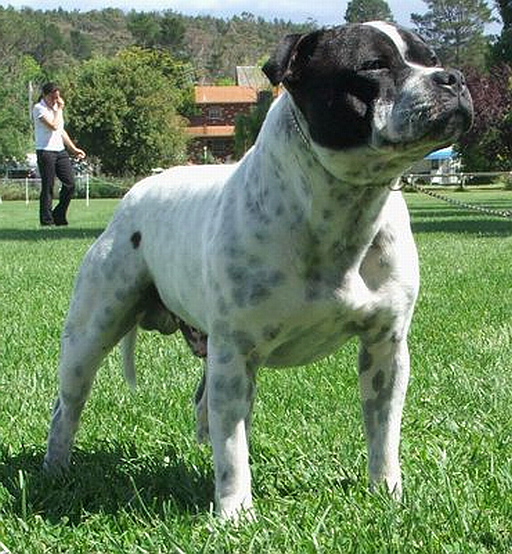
xmin=5 ymin=167 xmax=37 ymax=179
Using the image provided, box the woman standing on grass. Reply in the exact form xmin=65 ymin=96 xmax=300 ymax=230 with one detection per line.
xmin=33 ymin=82 xmax=86 ymax=226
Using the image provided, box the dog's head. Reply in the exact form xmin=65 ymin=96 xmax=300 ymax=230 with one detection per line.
xmin=263 ymin=21 xmax=473 ymax=176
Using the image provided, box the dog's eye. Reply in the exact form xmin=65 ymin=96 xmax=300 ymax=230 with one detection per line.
xmin=429 ymin=54 xmax=440 ymax=67
xmin=359 ymin=59 xmax=389 ymax=72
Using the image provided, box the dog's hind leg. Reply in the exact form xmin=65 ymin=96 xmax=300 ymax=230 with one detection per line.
xmin=194 ymin=364 xmax=209 ymax=444
xmin=357 ymin=336 xmax=411 ymax=499
xmin=44 ymin=326 xmax=111 ymax=473
xmin=44 ymin=231 xmax=149 ymax=472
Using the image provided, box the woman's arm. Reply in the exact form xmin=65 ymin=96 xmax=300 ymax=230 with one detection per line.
xmin=39 ymin=106 xmax=63 ymax=131
xmin=62 ymin=130 xmax=86 ymax=159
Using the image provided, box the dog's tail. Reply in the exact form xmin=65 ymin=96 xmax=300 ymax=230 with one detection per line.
xmin=120 ymin=326 xmax=138 ymax=391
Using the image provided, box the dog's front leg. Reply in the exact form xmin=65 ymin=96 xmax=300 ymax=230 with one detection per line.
xmin=207 ymin=341 xmax=256 ymax=520
xmin=358 ymin=337 xmax=410 ymax=498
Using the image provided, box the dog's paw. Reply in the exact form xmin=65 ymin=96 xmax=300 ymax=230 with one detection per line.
xmin=42 ymin=461 xmax=69 ymax=478
xmin=42 ymin=453 xmax=69 ymax=477
xmin=369 ymin=475 xmax=402 ymax=502
xmin=218 ymin=502 xmax=256 ymax=524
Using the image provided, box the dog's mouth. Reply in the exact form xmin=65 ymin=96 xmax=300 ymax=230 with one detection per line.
xmin=429 ymin=98 xmax=473 ymax=140
xmin=373 ymin=92 xmax=473 ymax=155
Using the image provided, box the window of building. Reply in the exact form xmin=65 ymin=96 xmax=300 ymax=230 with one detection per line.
xmin=206 ymin=139 xmax=232 ymax=160
xmin=207 ymin=107 xmax=223 ymax=121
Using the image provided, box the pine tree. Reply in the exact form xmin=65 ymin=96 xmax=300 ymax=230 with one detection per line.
xmin=344 ymin=0 xmax=394 ymax=23
xmin=493 ymin=0 xmax=512 ymax=64
xmin=411 ymin=0 xmax=493 ymax=69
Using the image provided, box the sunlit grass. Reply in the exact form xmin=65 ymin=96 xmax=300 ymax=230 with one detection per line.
xmin=0 ymin=193 xmax=511 ymax=552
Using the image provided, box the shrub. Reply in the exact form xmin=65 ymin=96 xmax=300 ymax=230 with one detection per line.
xmin=497 ymin=173 xmax=512 ymax=190
xmin=0 ymin=179 xmax=39 ymax=201
xmin=0 ymin=175 xmax=136 ymax=201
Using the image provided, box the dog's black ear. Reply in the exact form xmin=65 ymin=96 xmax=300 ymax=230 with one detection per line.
xmin=263 ymin=31 xmax=321 ymax=86
xmin=262 ymin=34 xmax=303 ymax=85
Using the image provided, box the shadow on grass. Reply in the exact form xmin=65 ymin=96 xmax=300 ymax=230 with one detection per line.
xmin=0 ymin=443 xmax=213 ymax=524
xmin=411 ymin=217 xmax=512 ymax=236
xmin=409 ymin=209 xmax=512 ymax=236
xmin=407 ymin=193 xmax=512 ymax=236
xmin=410 ymin=209 xmax=512 ymax=219
xmin=0 ymin=227 xmax=105 ymax=242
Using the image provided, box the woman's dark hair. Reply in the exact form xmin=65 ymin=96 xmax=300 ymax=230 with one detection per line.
xmin=38 ymin=82 xmax=59 ymax=102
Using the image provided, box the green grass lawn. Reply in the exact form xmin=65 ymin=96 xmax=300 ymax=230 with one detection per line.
xmin=0 ymin=192 xmax=511 ymax=553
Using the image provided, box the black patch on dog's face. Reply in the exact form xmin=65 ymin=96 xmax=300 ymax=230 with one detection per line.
xmin=263 ymin=23 xmax=471 ymax=151
xmin=270 ymin=26 xmax=390 ymax=149
xmin=264 ymin=25 xmax=407 ymax=149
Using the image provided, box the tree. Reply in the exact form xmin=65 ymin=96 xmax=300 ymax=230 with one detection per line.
xmin=495 ymin=0 xmax=512 ymax=25
xmin=0 ymin=8 xmax=45 ymax=165
xmin=0 ymin=55 xmax=42 ymax=166
xmin=64 ymin=48 xmax=191 ymax=175
xmin=411 ymin=0 xmax=493 ymax=69
xmin=0 ymin=7 xmax=41 ymax=70
xmin=457 ymin=65 xmax=512 ymax=171
xmin=127 ymin=11 xmax=161 ymax=48
xmin=33 ymin=21 xmax=68 ymax=65
xmin=492 ymin=0 xmax=512 ymax=63
xmin=345 ymin=0 xmax=394 ymax=23
xmin=234 ymin=91 xmax=273 ymax=159
xmin=160 ymin=11 xmax=186 ymax=56
xmin=0 ymin=6 xmax=317 ymax=86
xmin=70 ymin=29 xmax=93 ymax=60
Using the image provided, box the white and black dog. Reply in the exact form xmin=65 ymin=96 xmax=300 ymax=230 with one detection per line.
xmin=44 ymin=22 xmax=473 ymax=519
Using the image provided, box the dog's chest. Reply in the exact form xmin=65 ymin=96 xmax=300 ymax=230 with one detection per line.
xmin=226 ymin=181 xmax=386 ymax=293
xmin=215 ymin=192 xmax=394 ymax=367
xmin=262 ymin=308 xmax=359 ymax=367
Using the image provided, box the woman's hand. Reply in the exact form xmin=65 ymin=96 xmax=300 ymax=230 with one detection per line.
xmin=54 ymin=91 xmax=65 ymax=110
xmin=74 ymin=148 xmax=86 ymax=160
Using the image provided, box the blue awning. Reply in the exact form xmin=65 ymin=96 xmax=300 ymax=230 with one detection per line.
xmin=425 ymin=146 xmax=456 ymax=160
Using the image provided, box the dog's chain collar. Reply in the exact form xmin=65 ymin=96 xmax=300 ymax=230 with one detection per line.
xmin=288 ymin=102 xmax=400 ymax=191
xmin=288 ymin=100 xmax=509 ymax=206
xmin=287 ymin=103 xmax=352 ymax=187
xmin=287 ymin=98 xmax=508 ymax=204
xmin=288 ymin=102 xmax=311 ymax=148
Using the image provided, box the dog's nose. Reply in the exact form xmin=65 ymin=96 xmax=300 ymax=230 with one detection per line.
xmin=432 ymin=69 xmax=466 ymax=94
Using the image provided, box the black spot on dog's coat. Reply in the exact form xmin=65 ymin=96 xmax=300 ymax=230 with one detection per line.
xmin=131 ymin=231 xmax=142 ymax=249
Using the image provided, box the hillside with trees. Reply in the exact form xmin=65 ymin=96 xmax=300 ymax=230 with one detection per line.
xmin=0 ymin=7 xmax=314 ymax=82
xmin=0 ymin=6 xmax=314 ymax=174
xmin=1 ymin=1 xmax=511 ymax=177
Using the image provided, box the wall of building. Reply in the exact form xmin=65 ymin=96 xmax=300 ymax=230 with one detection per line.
xmin=189 ymin=102 xmax=254 ymax=127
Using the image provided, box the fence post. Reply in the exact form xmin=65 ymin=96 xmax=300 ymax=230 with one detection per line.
xmin=86 ymin=173 xmax=90 ymax=207
xmin=25 ymin=178 xmax=29 ymax=205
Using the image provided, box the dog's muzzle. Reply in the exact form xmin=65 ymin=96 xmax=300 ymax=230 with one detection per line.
xmin=430 ymin=68 xmax=474 ymax=134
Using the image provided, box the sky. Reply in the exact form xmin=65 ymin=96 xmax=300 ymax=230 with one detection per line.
xmin=0 ymin=0 xmax=432 ymax=28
